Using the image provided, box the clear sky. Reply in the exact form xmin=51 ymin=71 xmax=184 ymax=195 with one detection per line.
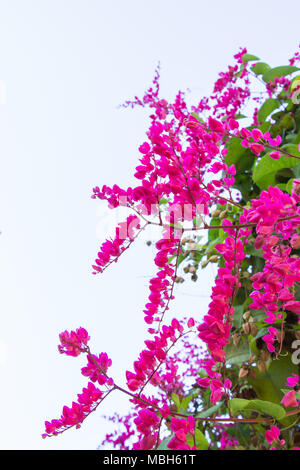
xmin=0 ymin=0 xmax=299 ymax=450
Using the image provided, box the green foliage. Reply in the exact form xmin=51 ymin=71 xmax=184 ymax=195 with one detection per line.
xmin=257 ymin=98 xmax=280 ymax=122
xmin=225 ymin=338 xmax=251 ymax=365
xmin=252 ymin=147 xmax=300 ymax=190
xmin=251 ymin=62 xmax=271 ymax=76
xmin=262 ymin=65 xmax=299 ymax=82
xmin=229 ymin=398 xmax=286 ymax=420
xmin=170 ymin=50 xmax=300 ymax=450
xmin=242 ymin=53 xmax=260 ymax=63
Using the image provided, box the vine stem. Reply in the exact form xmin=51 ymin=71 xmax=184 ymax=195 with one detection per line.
xmin=78 ymin=344 xmax=299 ymax=427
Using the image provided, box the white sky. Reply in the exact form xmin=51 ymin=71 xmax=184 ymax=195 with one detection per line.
xmin=0 ymin=0 xmax=299 ymax=450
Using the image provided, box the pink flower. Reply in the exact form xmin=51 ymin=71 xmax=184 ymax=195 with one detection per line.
xmin=249 ymin=142 xmax=265 ymax=156
xmin=292 ymin=179 xmax=300 ymax=195
xmin=281 ymin=390 xmax=298 ymax=408
xmin=58 ymin=328 xmax=90 ymax=357
xmin=291 ymin=234 xmax=300 ymax=249
xmin=252 ymin=128 xmax=263 ymax=141
xmin=286 ymin=374 xmax=299 ymax=388
xmin=269 ymin=151 xmax=281 ymax=160
xmin=228 ymin=118 xmax=239 ymax=130
xmin=265 ymin=425 xmax=280 ymax=444
xmin=81 ymin=353 xmax=112 ymax=385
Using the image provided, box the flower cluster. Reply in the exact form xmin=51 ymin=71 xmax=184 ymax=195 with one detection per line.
xmin=243 ymin=187 xmax=300 ymax=348
xmin=42 ymin=381 xmax=103 ymax=438
xmin=281 ymin=374 xmax=299 ymax=408
xmin=58 ymin=327 xmax=90 ymax=356
xmin=43 ymin=329 xmax=113 ymax=438
xmin=126 ymin=318 xmax=186 ymax=392
xmin=44 ymin=46 xmax=300 ymax=451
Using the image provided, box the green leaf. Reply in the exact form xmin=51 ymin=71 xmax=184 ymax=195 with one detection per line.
xmin=186 ymin=429 xmax=209 ymax=450
xmin=291 ymin=75 xmax=300 ymax=89
xmin=233 ymin=304 xmax=244 ymax=329
xmin=242 ymin=53 xmax=260 ymax=63
xmin=281 ymin=144 xmax=300 ymax=159
xmin=191 ymin=112 xmax=203 ymax=123
xmin=225 ymin=136 xmax=255 ymax=172
xmin=248 ymin=354 xmax=298 ymax=425
xmin=229 ymin=398 xmax=286 ymax=420
xmin=245 ymin=244 xmax=263 ymax=258
xmin=197 ymin=403 xmax=223 ymax=419
xmin=262 ymin=65 xmax=299 ymax=83
xmin=257 ymin=98 xmax=280 ymax=122
xmin=252 ymin=145 xmax=300 ymax=190
xmin=180 ymin=392 xmax=197 ymax=413
xmin=208 ymin=217 xmax=221 ymax=242
xmin=251 ymin=62 xmax=271 ymax=76
xmin=194 ymin=429 xmax=209 ymax=450
xmin=225 ymin=339 xmax=251 ymax=365
xmin=159 ymin=198 xmax=170 ymax=205
xmin=171 ymin=392 xmax=181 ymax=411
xmin=250 ymin=326 xmax=269 ymax=341
xmin=286 ymin=178 xmax=294 ymax=194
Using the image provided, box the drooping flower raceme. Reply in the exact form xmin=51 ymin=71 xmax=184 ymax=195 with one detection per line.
xmin=43 ymin=46 xmax=300 ymax=450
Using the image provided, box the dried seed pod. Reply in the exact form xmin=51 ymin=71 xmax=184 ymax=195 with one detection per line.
xmin=261 ymin=350 xmax=269 ymax=362
xmin=239 ymin=367 xmax=249 ymax=378
xmin=219 ymin=210 xmax=227 ymax=219
xmin=201 ymin=260 xmax=209 ymax=268
xmin=258 ymin=360 xmax=266 ymax=373
xmin=188 ymin=242 xmax=197 ymax=251
xmin=208 ymin=255 xmax=219 ymax=263
xmin=211 ymin=209 xmax=221 ymax=218
xmin=248 ymin=354 xmax=257 ymax=364
xmin=249 ymin=369 xmax=256 ymax=379
xmin=242 ymin=322 xmax=251 ymax=335
xmin=242 ymin=271 xmax=250 ymax=278
xmin=243 ymin=310 xmax=251 ymax=321
xmin=232 ymin=332 xmax=241 ymax=347
xmin=250 ymin=323 xmax=258 ymax=337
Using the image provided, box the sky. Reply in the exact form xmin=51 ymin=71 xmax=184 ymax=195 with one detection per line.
xmin=0 ymin=0 xmax=299 ymax=450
